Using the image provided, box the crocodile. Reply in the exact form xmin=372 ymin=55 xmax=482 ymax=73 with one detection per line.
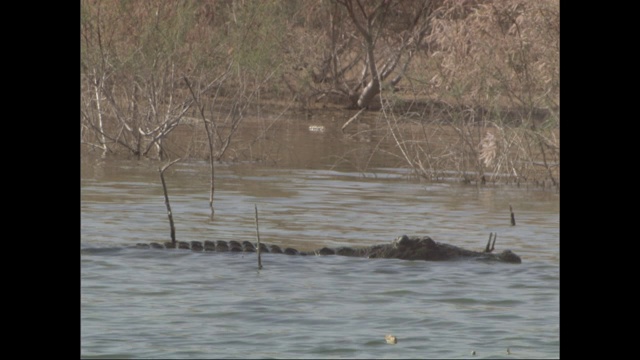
xmin=134 ymin=233 xmax=522 ymax=263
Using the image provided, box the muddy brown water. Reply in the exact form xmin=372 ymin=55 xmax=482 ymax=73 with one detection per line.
xmin=81 ymin=120 xmax=559 ymax=358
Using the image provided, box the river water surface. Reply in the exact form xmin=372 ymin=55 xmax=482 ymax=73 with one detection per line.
xmin=81 ymin=154 xmax=559 ymax=359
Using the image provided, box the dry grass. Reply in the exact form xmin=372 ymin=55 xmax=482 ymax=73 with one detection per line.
xmin=80 ymin=0 xmax=559 ymax=188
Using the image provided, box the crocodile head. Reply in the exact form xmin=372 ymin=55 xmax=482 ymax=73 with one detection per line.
xmin=497 ymin=249 xmax=522 ymax=264
xmin=389 ymin=235 xmax=441 ymax=260
xmin=393 ymin=235 xmax=436 ymax=249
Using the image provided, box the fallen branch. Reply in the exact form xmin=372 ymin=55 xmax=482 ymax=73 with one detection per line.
xmin=159 ymin=158 xmax=181 ymax=243
xmin=341 ymin=107 xmax=366 ymax=132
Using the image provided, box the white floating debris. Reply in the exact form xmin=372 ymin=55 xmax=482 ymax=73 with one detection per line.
xmin=385 ymin=334 xmax=397 ymax=344
xmin=308 ymin=125 xmax=325 ymax=133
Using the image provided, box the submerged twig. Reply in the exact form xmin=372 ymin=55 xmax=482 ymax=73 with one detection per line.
xmin=484 ymin=232 xmax=496 ymax=253
xmin=159 ymin=158 xmax=181 ymax=243
xmin=510 ymin=205 xmax=516 ymax=226
xmin=254 ymin=204 xmax=263 ymax=270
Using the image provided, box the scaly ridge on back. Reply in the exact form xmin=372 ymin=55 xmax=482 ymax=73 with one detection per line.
xmin=135 ymin=235 xmax=522 ymax=263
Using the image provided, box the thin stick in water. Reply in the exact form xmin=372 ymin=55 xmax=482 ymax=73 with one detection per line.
xmin=159 ymin=158 xmax=181 ymax=244
xmin=183 ymin=76 xmax=215 ymax=218
xmin=254 ymin=204 xmax=263 ymax=270
xmin=510 ymin=205 xmax=516 ymax=226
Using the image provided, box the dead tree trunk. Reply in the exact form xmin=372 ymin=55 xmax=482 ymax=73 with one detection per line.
xmin=335 ymin=0 xmax=436 ymax=109
xmin=358 ymin=38 xmax=381 ymax=108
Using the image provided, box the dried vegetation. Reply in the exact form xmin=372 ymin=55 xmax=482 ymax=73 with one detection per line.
xmin=80 ymin=0 xmax=559 ymax=188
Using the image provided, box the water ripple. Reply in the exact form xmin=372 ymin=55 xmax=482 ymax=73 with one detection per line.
xmin=82 ymin=161 xmax=559 ymax=358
